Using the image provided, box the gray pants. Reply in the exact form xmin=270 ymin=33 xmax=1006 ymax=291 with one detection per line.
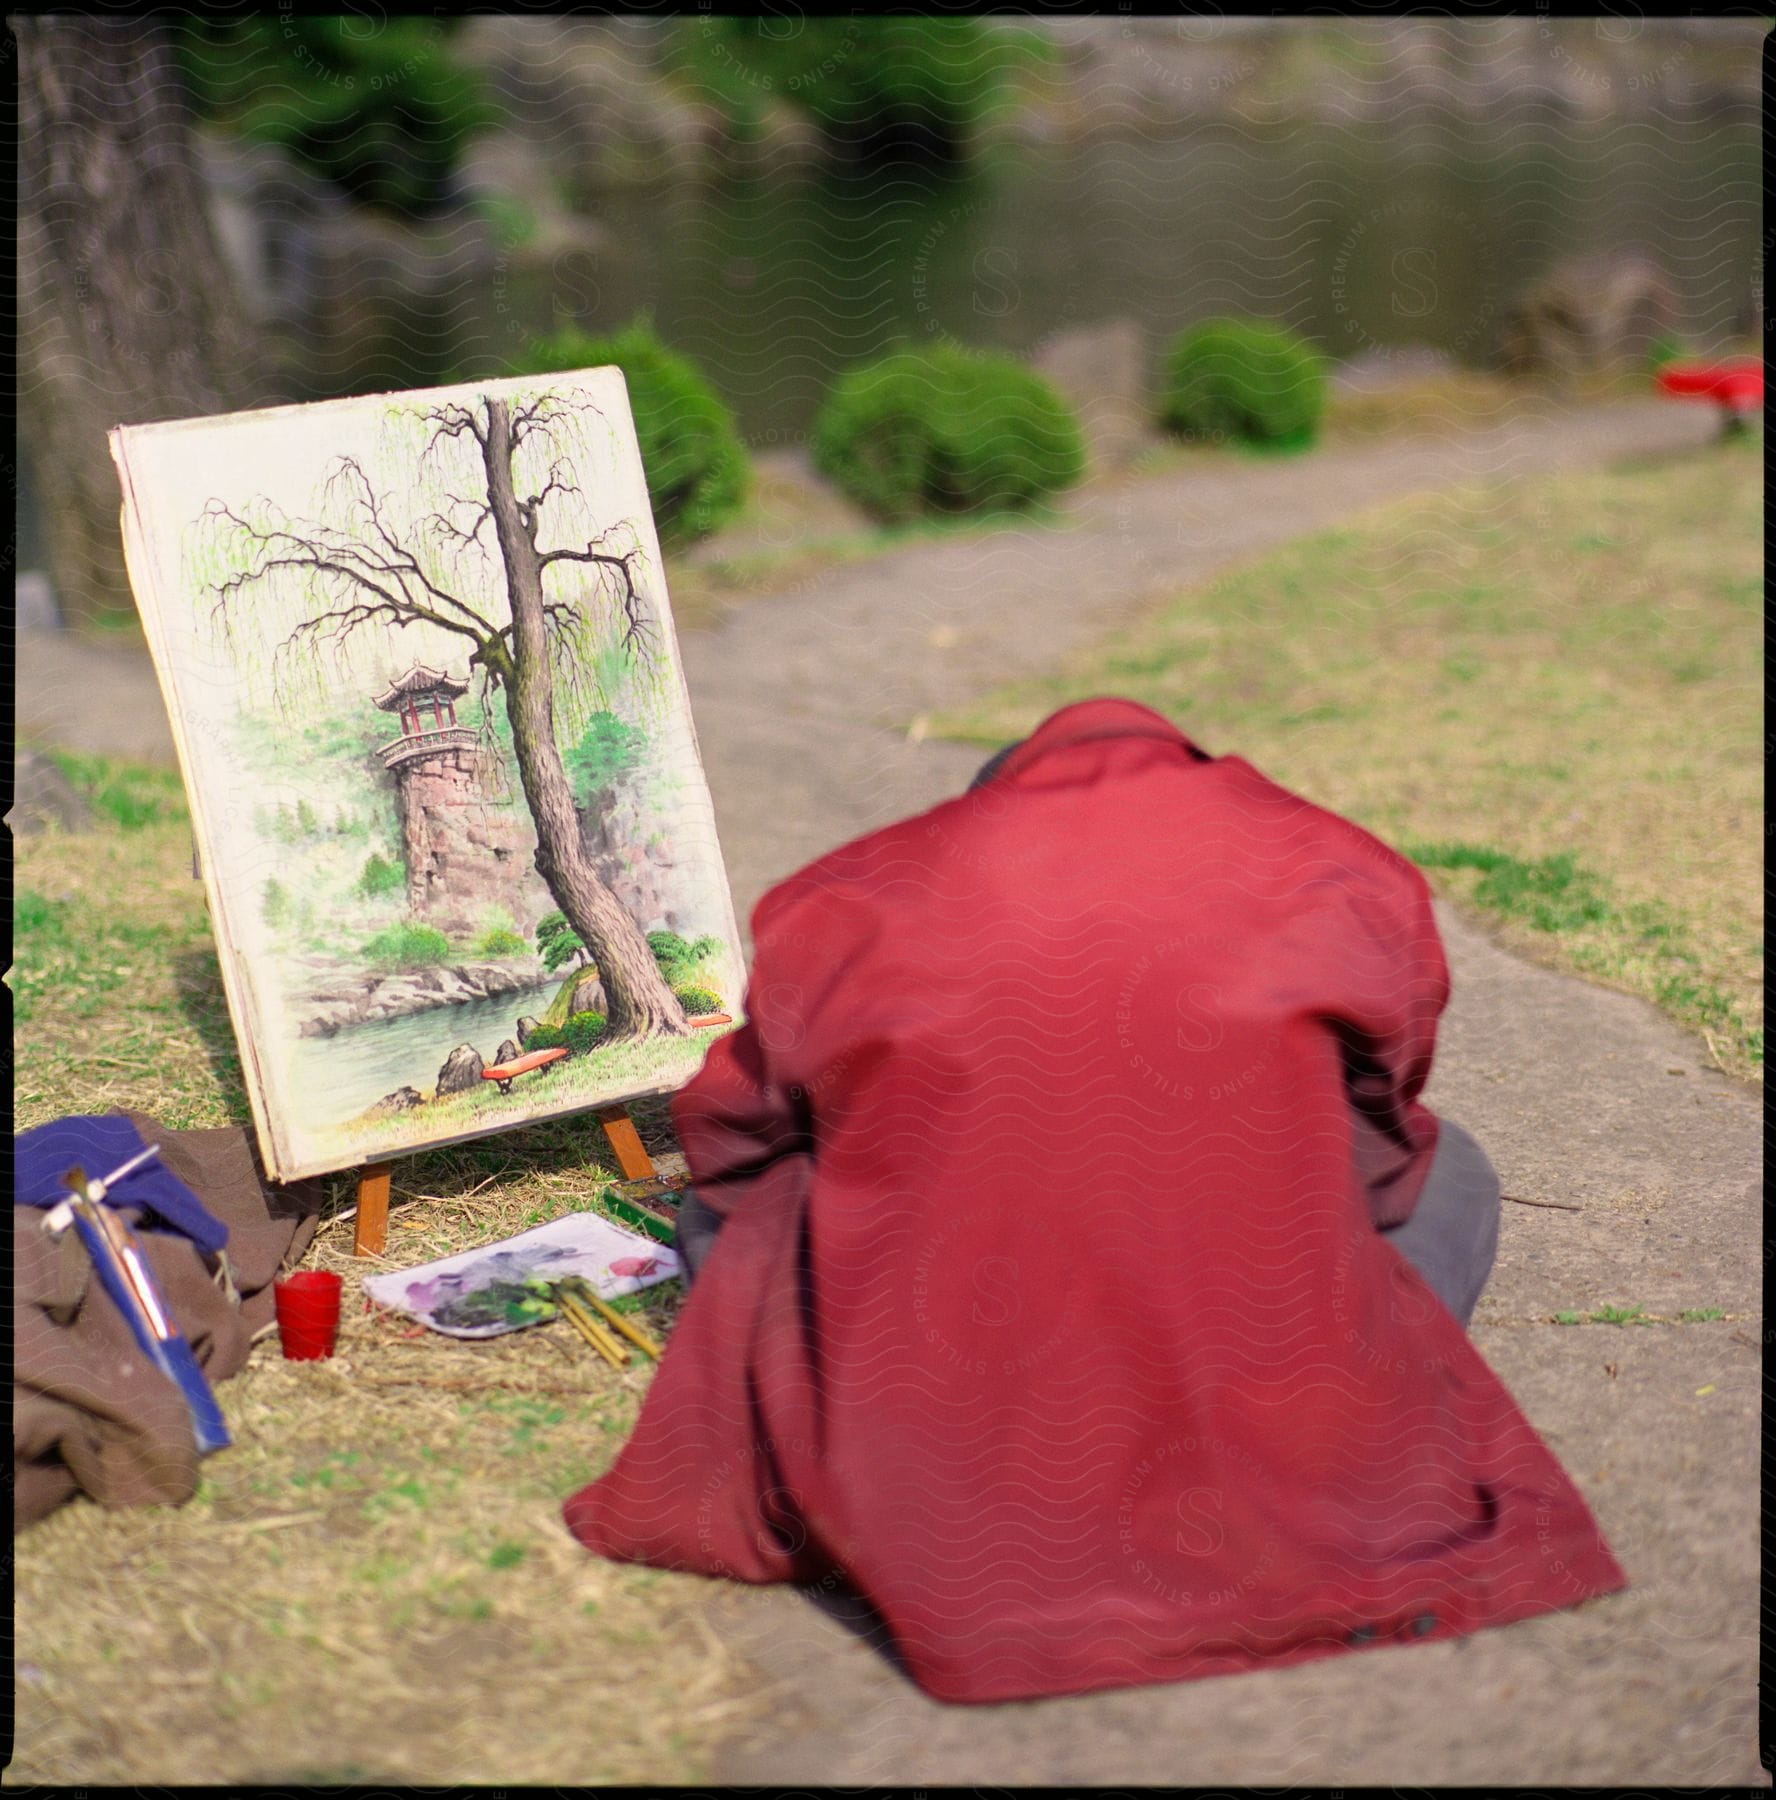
xmin=1377 ymin=1117 xmax=1501 ymax=1329
xmin=675 ymin=1117 xmax=1501 ymax=1331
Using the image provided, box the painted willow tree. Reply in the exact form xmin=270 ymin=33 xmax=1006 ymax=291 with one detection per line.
xmin=197 ymin=389 xmax=691 ymax=1041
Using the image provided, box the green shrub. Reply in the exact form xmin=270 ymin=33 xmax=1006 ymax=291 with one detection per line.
xmin=356 ymin=853 xmax=405 ymax=900
xmin=1645 ymin=332 xmax=1690 ymax=373
xmin=507 ymin=320 xmax=749 ymax=545
xmin=1158 ymin=319 xmax=1328 ymax=449
xmin=262 ymin=879 xmax=289 ymax=930
xmin=673 ymin=986 xmax=724 ymax=1017
xmin=176 ymin=17 xmax=496 ymax=216
xmin=523 ymin=1010 xmax=608 ymax=1057
xmin=811 ymin=344 xmax=1086 ymax=522
xmin=361 ymin=921 xmax=453 ymax=969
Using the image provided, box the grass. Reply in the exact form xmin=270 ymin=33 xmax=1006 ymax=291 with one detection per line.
xmin=10 ymin=812 xmax=754 ymax=1785
xmin=934 ymin=437 xmax=1763 ymax=1077
xmin=43 ymin=748 xmax=190 ymax=830
xmin=320 ymin=1026 xmax=730 ymax=1168
xmin=1552 ymin=1304 xmax=1734 ymax=1327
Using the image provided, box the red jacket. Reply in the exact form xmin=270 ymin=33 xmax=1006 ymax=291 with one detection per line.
xmin=565 ymin=698 xmax=1625 ymax=1702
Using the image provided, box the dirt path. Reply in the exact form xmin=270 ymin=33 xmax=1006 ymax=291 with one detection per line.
xmin=13 ymin=392 xmax=1760 ymax=1783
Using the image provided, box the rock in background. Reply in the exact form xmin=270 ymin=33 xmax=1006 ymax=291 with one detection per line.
xmin=11 ymin=750 xmax=92 ymax=836
xmin=1031 ymin=319 xmax=1159 ymax=475
xmin=1499 ymin=250 xmax=1681 ymax=379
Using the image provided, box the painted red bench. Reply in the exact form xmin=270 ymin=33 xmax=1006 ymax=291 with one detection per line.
xmin=481 ymin=1045 xmax=570 ymax=1094
xmin=484 ymin=1017 xmax=732 ymax=1094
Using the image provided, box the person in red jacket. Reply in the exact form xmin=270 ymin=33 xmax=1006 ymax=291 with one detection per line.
xmin=566 ymin=696 xmax=1625 ymax=1704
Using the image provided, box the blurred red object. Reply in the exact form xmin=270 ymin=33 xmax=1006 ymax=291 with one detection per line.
xmin=1655 ymin=356 xmax=1764 ymax=417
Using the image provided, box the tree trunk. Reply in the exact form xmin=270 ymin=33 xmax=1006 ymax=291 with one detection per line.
xmin=480 ymin=397 xmax=691 ymax=1043
xmin=17 ymin=16 xmax=265 ymax=629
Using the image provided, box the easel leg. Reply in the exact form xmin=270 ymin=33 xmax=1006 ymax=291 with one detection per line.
xmin=594 ymin=1104 xmax=657 ymax=1181
xmin=353 ymin=1162 xmax=393 ymax=1257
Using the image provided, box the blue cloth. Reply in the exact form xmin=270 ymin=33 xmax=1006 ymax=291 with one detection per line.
xmin=14 ymin=1114 xmax=230 ymax=1256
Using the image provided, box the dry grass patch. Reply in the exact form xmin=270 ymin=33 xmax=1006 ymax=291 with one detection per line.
xmin=10 ymin=1324 xmax=740 ymax=1785
xmin=1323 ymin=368 xmax=1545 ymax=441
xmin=11 ymin=807 xmax=760 ymax=1785
xmin=935 ymin=435 xmax=1762 ymax=1074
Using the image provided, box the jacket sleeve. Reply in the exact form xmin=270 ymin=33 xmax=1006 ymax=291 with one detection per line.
xmin=669 ymin=884 xmax=820 ymax=1232
xmin=1334 ymin=853 xmax=1451 ymax=1230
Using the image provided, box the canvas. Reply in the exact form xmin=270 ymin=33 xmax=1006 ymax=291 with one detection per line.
xmin=110 ymin=369 xmax=744 ymax=1181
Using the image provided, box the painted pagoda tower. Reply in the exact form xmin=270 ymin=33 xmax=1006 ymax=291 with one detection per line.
xmin=373 ymin=664 xmax=540 ymax=937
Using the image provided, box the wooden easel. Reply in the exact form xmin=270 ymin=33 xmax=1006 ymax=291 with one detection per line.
xmin=350 ymin=1103 xmax=658 ymax=1257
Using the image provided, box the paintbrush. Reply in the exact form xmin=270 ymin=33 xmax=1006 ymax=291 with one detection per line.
xmin=50 ymin=1149 xmax=232 ymax=1455
xmin=565 ymin=1277 xmax=663 ymax=1362
xmin=555 ymin=1287 xmax=630 ymax=1367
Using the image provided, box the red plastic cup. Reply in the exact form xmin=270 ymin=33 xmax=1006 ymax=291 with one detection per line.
xmin=274 ymin=1271 xmax=344 ymax=1361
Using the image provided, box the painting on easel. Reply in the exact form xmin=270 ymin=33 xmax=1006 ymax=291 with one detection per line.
xmin=110 ymin=370 xmax=744 ymax=1182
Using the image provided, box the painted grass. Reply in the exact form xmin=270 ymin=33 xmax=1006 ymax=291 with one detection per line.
xmin=934 ymin=435 xmax=1762 ymax=1076
xmin=10 ymin=815 xmax=751 ymax=1785
xmin=324 ymin=1023 xmax=736 ymax=1164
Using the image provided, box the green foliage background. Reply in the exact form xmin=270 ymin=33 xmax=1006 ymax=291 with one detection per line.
xmin=667 ymin=17 xmax=1046 ymax=157
xmin=176 ymin=16 xmax=496 ymax=216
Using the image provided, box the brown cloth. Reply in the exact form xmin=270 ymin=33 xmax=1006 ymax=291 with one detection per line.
xmin=12 ymin=1110 xmax=323 ymax=1531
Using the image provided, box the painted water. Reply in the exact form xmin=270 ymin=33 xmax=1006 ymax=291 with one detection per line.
xmin=288 ymin=978 xmax=562 ymax=1128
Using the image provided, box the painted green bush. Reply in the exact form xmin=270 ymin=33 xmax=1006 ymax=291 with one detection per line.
xmin=506 ymin=320 xmax=749 ymax=546
xmin=647 ymin=930 xmax=723 ymax=990
xmin=534 ymin=910 xmax=585 ymax=974
xmin=565 ymin=711 xmax=648 ymax=806
xmin=356 ymin=852 xmax=405 ymax=900
xmin=470 ymin=910 xmax=527 ymax=960
xmin=361 ymin=921 xmax=452 ymax=970
xmin=672 ymin=985 xmax=724 ymax=1017
xmin=522 ymin=1010 xmax=608 ymax=1057
xmin=1158 ymin=319 xmax=1328 ymax=449
xmin=811 ymin=344 xmax=1086 ymax=522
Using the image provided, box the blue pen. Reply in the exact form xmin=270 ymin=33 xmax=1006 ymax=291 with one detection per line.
xmin=56 ymin=1147 xmax=232 ymax=1457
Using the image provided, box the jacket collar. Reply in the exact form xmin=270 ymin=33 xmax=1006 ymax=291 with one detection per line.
xmin=995 ymin=698 xmax=1209 ymax=781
